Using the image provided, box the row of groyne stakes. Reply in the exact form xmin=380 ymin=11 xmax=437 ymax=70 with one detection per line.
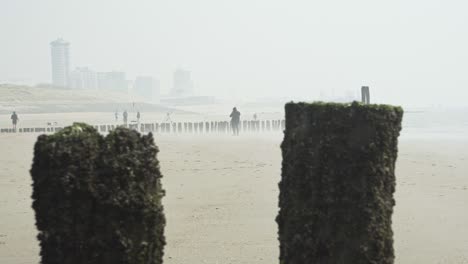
xmin=0 ymin=119 xmax=285 ymax=134
xmin=30 ymin=102 xmax=403 ymax=264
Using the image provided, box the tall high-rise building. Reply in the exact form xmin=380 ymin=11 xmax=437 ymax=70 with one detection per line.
xmin=50 ymin=38 xmax=70 ymax=88
xmin=172 ymin=68 xmax=193 ymax=96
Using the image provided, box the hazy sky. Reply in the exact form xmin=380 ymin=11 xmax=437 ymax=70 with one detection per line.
xmin=1 ymin=0 xmax=467 ymax=107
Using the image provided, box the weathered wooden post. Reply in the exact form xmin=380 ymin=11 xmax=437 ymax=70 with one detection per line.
xmin=31 ymin=123 xmax=165 ymax=264
xmin=199 ymin=122 xmax=204 ymax=133
xmin=277 ymin=102 xmax=402 ymax=264
xmin=194 ymin=122 xmax=199 ymax=133
xmin=164 ymin=123 xmax=169 ymax=133
xmin=97 ymin=127 xmax=165 ymax=263
xmin=178 ymin=123 xmax=182 ymax=133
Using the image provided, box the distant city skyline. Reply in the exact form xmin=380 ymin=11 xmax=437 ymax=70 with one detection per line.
xmin=1 ymin=0 xmax=468 ymax=107
xmin=56 ymin=38 xmax=162 ymax=102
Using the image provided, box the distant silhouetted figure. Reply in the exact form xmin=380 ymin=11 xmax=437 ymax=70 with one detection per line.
xmin=11 ymin=111 xmax=19 ymax=131
xmin=115 ymin=110 xmax=118 ymax=121
xmin=123 ymin=110 xmax=128 ymax=125
xmin=165 ymin=112 xmax=173 ymax=124
xmin=137 ymin=111 xmax=141 ymax=125
xmin=361 ymin=86 xmax=370 ymax=104
xmin=253 ymin=113 xmax=257 ymax=120
xmin=230 ymin=107 xmax=241 ymax=136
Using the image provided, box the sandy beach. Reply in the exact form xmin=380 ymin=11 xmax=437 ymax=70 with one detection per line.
xmin=0 ymin=115 xmax=468 ymax=263
xmin=3 ymin=0 xmax=468 ymax=261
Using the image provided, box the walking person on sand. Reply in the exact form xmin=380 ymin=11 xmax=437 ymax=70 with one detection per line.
xmin=136 ymin=111 xmax=141 ymax=129
xmin=115 ymin=110 xmax=118 ymax=121
xmin=11 ymin=111 xmax=19 ymax=131
xmin=123 ymin=110 xmax=128 ymax=126
xmin=230 ymin=107 xmax=241 ymax=136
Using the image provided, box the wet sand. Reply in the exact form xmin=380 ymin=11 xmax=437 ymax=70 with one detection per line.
xmin=0 ymin=132 xmax=467 ymax=263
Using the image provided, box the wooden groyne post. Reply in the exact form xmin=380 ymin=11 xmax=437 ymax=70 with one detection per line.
xmin=30 ymin=123 xmax=166 ymax=264
xmin=278 ymin=102 xmax=402 ymax=264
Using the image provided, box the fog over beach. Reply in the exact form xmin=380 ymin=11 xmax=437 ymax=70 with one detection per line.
xmin=1 ymin=0 xmax=468 ymax=263
xmin=0 ymin=107 xmax=467 ymax=263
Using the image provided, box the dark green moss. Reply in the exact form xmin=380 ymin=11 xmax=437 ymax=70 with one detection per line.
xmin=277 ymin=101 xmax=403 ymax=264
xmin=31 ymin=123 xmax=102 ymax=264
xmin=31 ymin=123 xmax=165 ymax=264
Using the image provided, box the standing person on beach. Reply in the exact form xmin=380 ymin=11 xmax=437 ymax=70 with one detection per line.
xmin=115 ymin=110 xmax=118 ymax=121
xmin=165 ymin=112 xmax=173 ymax=124
xmin=11 ymin=112 xmax=19 ymax=131
xmin=123 ymin=110 xmax=128 ymax=126
xmin=230 ymin=107 xmax=241 ymax=136
xmin=137 ymin=111 xmax=141 ymax=122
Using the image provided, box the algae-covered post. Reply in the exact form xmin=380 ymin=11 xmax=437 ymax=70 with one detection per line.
xmin=97 ymin=127 xmax=165 ymax=263
xmin=277 ymin=102 xmax=403 ymax=264
xmin=30 ymin=123 xmax=165 ymax=264
xmin=31 ymin=124 xmax=101 ymax=264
